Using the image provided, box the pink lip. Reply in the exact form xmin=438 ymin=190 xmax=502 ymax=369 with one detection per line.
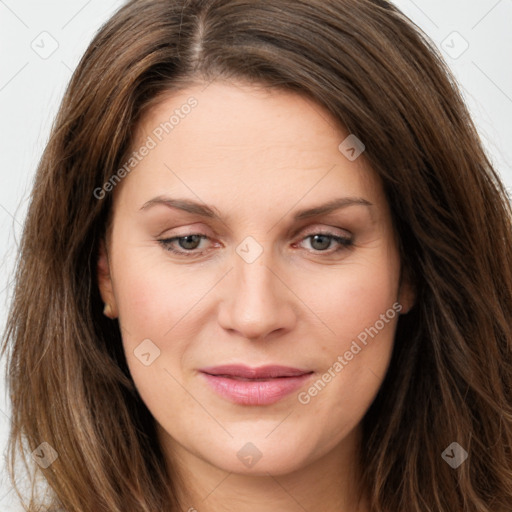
xmin=199 ymin=364 xmax=314 ymax=405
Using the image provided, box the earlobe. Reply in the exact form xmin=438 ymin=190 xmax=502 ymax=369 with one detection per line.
xmin=97 ymin=238 xmax=118 ymax=319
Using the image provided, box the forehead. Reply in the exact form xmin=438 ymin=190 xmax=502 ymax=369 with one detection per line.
xmin=114 ymin=80 xmax=383 ymax=211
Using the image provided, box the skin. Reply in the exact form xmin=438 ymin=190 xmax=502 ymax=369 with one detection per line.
xmin=97 ymin=80 xmax=415 ymax=512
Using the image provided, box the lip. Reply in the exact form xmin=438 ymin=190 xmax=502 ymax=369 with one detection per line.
xmin=200 ymin=364 xmax=312 ymax=379
xmin=199 ymin=364 xmax=314 ymax=405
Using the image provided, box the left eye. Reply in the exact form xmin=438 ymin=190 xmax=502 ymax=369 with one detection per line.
xmin=298 ymin=233 xmax=353 ymax=252
xmin=159 ymin=234 xmax=209 ymax=256
xmin=158 ymin=232 xmax=353 ymax=257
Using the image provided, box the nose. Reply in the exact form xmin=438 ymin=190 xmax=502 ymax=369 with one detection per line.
xmin=217 ymin=249 xmax=297 ymax=341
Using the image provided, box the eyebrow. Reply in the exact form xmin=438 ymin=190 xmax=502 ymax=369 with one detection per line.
xmin=139 ymin=195 xmax=373 ymax=221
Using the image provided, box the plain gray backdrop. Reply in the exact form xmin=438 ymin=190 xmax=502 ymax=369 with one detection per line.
xmin=1 ymin=0 xmax=511 ymax=509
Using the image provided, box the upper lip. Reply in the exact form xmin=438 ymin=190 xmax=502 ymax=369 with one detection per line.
xmin=199 ymin=364 xmax=312 ymax=379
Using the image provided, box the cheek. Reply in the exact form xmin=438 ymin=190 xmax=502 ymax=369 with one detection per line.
xmin=295 ymin=253 xmax=400 ymax=425
xmin=111 ymin=260 xmax=201 ymax=420
xmin=306 ymin=254 xmax=400 ymax=345
xmin=111 ymin=253 xmax=198 ymax=374
xmin=113 ymin=244 xmax=206 ymax=333
xmin=115 ymin=267 xmax=172 ymax=335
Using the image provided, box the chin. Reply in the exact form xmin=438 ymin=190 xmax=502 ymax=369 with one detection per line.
xmin=193 ymin=430 xmax=321 ymax=476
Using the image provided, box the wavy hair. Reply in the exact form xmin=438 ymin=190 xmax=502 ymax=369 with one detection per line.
xmin=2 ymin=0 xmax=512 ymax=510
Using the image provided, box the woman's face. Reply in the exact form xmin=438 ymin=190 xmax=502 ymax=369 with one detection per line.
xmin=98 ymin=80 xmax=413 ymax=478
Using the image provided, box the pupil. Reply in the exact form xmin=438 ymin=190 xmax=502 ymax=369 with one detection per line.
xmin=180 ymin=235 xmax=200 ymax=250
xmin=312 ymin=234 xmax=330 ymax=251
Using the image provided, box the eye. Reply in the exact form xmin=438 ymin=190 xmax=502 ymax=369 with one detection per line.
xmin=296 ymin=232 xmax=353 ymax=254
xmin=158 ymin=234 xmax=210 ymax=257
xmin=158 ymin=230 xmax=353 ymax=258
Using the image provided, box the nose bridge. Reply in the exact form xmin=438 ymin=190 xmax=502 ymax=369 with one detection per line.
xmin=237 ymin=252 xmax=273 ymax=298
xmin=217 ymin=236 xmax=295 ymax=339
xmin=234 ymin=233 xmax=276 ymax=288
xmin=234 ymin=239 xmax=281 ymax=310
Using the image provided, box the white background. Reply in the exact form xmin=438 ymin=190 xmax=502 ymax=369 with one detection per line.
xmin=1 ymin=0 xmax=511 ymax=509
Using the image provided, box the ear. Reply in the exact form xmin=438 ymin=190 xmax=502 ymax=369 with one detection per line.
xmin=397 ymin=266 xmax=416 ymax=314
xmin=97 ymin=238 xmax=118 ymax=319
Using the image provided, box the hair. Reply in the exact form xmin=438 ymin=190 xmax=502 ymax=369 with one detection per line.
xmin=2 ymin=0 xmax=512 ymax=510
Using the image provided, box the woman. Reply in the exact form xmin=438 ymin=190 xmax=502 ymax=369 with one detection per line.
xmin=2 ymin=0 xmax=512 ymax=511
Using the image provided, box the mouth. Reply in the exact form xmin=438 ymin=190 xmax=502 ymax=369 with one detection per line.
xmin=199 ymin=364 xmax=314 ymax=405
xmin=200 ymin=364 xmax=312 ymax=379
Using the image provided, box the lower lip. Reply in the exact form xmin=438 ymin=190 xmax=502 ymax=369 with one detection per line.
xmin=201 ymin=372 xmax=313 ymax=405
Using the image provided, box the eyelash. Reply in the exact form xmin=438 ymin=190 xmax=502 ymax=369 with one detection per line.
xmin=157 ymin=231 xmax=353 ymax=258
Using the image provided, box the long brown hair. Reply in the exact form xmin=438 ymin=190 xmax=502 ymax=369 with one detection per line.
xmin=2 ymin=0 xmax=512 ymax=510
